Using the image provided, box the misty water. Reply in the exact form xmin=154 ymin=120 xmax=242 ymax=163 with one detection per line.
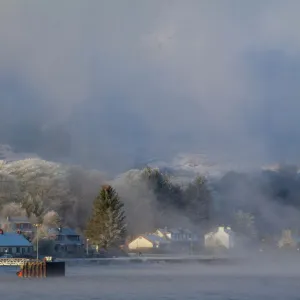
xmin=1 ymin=259 xmax=300 ymax=300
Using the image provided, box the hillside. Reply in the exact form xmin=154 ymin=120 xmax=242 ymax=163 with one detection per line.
xmin=1 ymin=145 xmax=300 ymax=237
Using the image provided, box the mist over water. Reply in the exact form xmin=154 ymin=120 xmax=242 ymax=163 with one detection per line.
xmin=1 ymin=260 xmax=300 ymax=300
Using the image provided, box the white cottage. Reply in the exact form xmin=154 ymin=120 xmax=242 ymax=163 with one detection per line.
xmin=128 ymin=234 xmax=169 ymax=251
xmin=204 ymin=226 xmax=235 ymax=249
xmin=0 ymin=229 xmax=33 ymax=256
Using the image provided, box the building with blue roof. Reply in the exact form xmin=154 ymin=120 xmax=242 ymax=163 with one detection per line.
xmin=0 ymin=228 xmax=33 ymax=256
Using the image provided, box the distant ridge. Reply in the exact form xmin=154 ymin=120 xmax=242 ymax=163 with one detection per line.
xmin=0 ymin=144 xmax=39 ymax=162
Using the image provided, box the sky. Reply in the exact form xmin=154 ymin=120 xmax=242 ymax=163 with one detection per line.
xmin=1 ymin=0 xmax=300 ymax=173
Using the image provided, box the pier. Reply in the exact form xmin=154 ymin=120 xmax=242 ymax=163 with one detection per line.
xmin=55 ymin=255 xmax=233 ymax=266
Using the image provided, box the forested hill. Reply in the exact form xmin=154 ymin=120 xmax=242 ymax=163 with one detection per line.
xmin=1 ymin=158 xmax=300 ymax=238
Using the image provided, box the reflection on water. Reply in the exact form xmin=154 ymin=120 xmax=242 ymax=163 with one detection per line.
xmin=1 ymin=261 xmax=300 ymax=299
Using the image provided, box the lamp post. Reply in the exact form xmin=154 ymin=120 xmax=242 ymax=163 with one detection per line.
xmin=86 ymin=239 xmax=89 ymax=256
xmin=189 ymin=237 xmax=193 ymax=255
xmin=34 ymin=224 xmax=41 ymax=261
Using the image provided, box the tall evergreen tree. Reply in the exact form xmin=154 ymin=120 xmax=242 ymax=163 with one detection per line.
xmin=85 ymin=185 xmax=126 ymax=250
xmin=183 ymin=176 xmax=212 ymax=225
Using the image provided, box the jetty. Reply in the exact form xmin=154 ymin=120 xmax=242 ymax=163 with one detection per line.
xmin=0 ymin=254 xmax=234 ymax=267
xmin=55 ymin=255 xmax=234 ymax=266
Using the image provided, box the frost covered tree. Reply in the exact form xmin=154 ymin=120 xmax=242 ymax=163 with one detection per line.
xmin=42 ymin=210 xmax=61 ymax=227
xmin=0 ymin=158 xmax=105 ymax=229
xmin=21 ymin=192 xmax=45 ymax=223
xmin=0 ymin=171 xmax=20 ymax=208
xmin=85 ymin=185 xmax=126 ymax=250
xmin=0 ymin=202 xmax=26 ymax=218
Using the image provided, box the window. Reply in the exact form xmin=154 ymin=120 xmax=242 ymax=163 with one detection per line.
xmin=8 ymin=248 xmax=12 ymax=254
xmin=67 ymin=235 xmax=80 ymax=241
xmin=16 ymin=247 xmax=20 ymax=253
xmin=55 ymin=235 xmax=64 ymax=241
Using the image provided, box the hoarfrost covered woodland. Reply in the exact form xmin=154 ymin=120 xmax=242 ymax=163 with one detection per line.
xmin=1 ymin=157 xmax=300 ymax=239
xmin=0 ymin=159 xmax=212 ymax=235
xmin=0 ymin=159 xmax=105 ymax=231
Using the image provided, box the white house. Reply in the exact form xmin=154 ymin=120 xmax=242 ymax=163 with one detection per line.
xmin=278 ymin=230 xmax=300 ymax=249
xmin=0 ymin=228 xmax=33 ymax=256
xmin=128 ymin=234 xmax=169 ymax=251
xmin=204 ymin=226 xmax=235 ymax=249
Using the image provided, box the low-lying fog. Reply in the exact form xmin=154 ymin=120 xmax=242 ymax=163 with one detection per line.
xmin=1 ymin=259 xmax=300 ymax=300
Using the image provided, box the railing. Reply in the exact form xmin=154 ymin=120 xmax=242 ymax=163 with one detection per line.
xmin=0 ymin=256 xmax=53 ymax=266
xmin=0 ymin=258 xmax=32 ymax=266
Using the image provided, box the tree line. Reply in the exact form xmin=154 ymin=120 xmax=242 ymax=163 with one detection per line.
xmin=2 ymin=159 xmax=300 ymax=248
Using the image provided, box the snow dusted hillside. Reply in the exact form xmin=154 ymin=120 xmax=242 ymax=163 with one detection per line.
xmin=146 ymin=153 xmax=235 ymax=178
xmin=0 ymin=144 xmax=292 ymax=180
xmin=145 ymin=153 xmax=283 ymax=179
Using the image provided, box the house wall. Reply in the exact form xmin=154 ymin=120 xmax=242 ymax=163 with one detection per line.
xmin=205 ymin=228 xmax=234 ymax=249
xmin=0 ymin=246 xmax=33 ymax=255
xmin=0 ymin=221 xmax=33 ymax=232
xmin=128 ymin=237 xmax=153 ymax=250
xmin=155 ymin=229 xmax=198 ymax=242
xmin=155 ymin=230 xmax=165 ymax=238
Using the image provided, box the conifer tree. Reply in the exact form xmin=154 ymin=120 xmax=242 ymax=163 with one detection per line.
xmin=183 ymin=176 xmax=212 ymax=225
xmin=85 ymin=185 xmax=126 ymax=250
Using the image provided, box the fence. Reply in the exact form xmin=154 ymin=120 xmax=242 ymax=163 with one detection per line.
xmin=0 ymin=258 xmax=31 ymax=266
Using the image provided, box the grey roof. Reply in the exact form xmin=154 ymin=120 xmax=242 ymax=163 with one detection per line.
xmin=142 ymin=234 xmax=169 ymax=244
xmin=47 ymin=227 xmax=82 ymax=246
xmin=0 ymin=232 xmax=32 ymax=247
xmin=157 ymin=228 xmax=194 ymax=235
xmin=7 ymin=216 xmax=31 ymax=223
xmin=48 ymin=227 xmax=78 ymax=236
